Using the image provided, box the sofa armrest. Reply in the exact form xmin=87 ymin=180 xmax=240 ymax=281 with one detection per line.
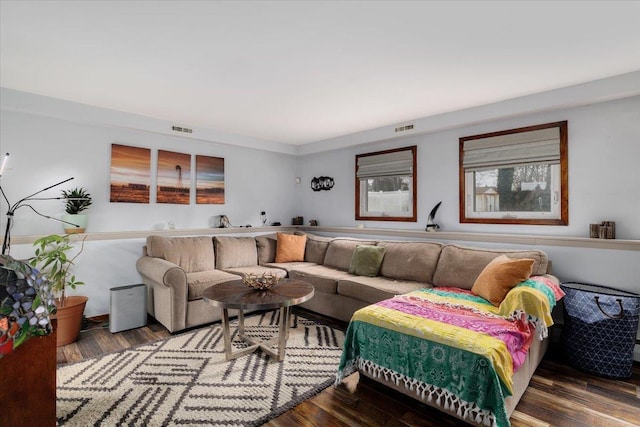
xmin=136 ymin=256 xmax=188 ymax=332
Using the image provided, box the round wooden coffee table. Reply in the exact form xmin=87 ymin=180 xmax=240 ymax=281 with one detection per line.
xmin=203 ymin=278 xmax=314 ymax=362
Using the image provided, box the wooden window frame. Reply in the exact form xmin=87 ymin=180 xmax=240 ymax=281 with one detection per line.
xmin=459 ymin=121 xmax=568 ymax=225
xmin=355 ymin=146 xmax=417 ymax=222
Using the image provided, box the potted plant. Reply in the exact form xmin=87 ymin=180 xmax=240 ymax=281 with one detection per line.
xmin=29 ymin=234 xmax=87 ymax=346
xmin=61 ymin=187 xmax=92 ymax=234
xmin=0 ymin=254 xmax=56 ymax=356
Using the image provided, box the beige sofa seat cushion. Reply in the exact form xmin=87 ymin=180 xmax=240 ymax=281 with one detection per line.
xmin=323 ymin=238 xmax=378 ymax=271
xmin=186 ymin=270 xmax=239 ymax=301
xmin=214 ymin=236 xmax=258 ymax=269
xmin=263 ymin=261 xmax=317 ymax=273
xmin=337 ymin=276 xmax=430 ymax=305
xmin=221 ymin=266 xmax=288 ymax=279
xmin=377 ymin=241 xmax=442 ymax=283
xmin=288 ymin=265 xmax=353 ymax=294
xmin=433 ymin=244 xmax=549 ymax=290
xmin=295 ymin=232 xmax=333 ymax=264
xmin=146 ymin=235 xmax=215 ymax=273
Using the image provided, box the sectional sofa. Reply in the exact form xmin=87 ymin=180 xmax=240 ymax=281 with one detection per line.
xmin=136 ymin=231 xmax=560 ymax=425
xmin=135 ymin=232 xmax=554 ymax=330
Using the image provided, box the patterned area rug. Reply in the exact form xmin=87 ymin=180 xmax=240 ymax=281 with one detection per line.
xmin=57 ymin=311 xmax=345 ymax=426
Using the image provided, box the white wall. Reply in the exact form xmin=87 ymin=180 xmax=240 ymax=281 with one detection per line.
xmin=299 ymin=96 xmax=640 ymax=240
xmin=1 ymin=88 xmax=639 ymax=317
xmin=0 ymin=111 xmax=299 ymax=235
xmin=0 ymin=91 xmax=300 ymax=316
xmin=299 ymin=96 xmax=640 ymax=299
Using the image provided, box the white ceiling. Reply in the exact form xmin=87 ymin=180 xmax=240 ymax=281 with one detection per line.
xmin=1 ymin=1 xmax=640 ymax=146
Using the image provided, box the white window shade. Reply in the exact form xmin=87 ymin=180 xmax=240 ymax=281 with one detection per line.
xmin=356 ymin=149 xmax=413 ymax=178
xmin=463 ymin=127 xmax=560 ymax=171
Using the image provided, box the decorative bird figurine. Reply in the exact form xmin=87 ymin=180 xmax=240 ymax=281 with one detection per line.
xmin=425 ymin=201 xmax=442 ymax=232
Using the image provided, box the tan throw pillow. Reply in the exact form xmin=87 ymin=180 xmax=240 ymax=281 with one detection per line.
xmin=275 ymin=232 xmax=306 ymax=262
xmin=471 ymin=255 xmax=535 ymax=306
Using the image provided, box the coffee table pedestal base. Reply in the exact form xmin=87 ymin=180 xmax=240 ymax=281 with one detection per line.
xmin=221 ymin=306 xmax=291 ymax=362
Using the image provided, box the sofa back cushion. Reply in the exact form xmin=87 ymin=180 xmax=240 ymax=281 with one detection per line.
xmin=214 ymin=236 xmax=258 ymax=269
xmin=432 ymin=244 xmax=549 ymax=289
xmin=377 ymin=241 xmax=442 ymax=283
xmin=255 ymin=234 xmax=277 ymax=264
xmin=323 ymin=238 xmax=377 ymax=271
xmin=146 ymin=235 xmax=215 ymax=273
xmin=296 ymin=232 xmax=333 ymax=264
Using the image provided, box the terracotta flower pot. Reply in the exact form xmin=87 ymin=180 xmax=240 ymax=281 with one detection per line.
xmin=52 ymin=295 xmax=88 ymax=347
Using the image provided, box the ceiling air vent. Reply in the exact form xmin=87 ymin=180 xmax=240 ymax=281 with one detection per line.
xmin=394 ymin=124 xmax=414 ymax=133
xmin=171 ymin=125 xmax=193 ymax=134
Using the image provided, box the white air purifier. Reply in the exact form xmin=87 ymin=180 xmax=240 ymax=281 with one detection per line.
xmin=109 ymin=283 xmax=147 ymax=333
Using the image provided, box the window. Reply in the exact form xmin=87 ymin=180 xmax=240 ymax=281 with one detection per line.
xmin=459 ymin=121 xmax=568 ymax=225
xmin=356 ymin=146 xmax=417 ymax=222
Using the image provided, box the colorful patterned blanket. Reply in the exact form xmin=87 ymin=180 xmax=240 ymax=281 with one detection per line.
xmin=336 ymin=276 xmax=564 ymax=427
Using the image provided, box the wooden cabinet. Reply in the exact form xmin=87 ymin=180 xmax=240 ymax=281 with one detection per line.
xmin=0 ymin=331 xmax=57 ymax=427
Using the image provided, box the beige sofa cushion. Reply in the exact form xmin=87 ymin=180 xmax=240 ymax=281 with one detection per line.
xmin=288 ymin=265 xmax=353 ymax=294
xmin=323 ymin=238 xmax=377 ymax=271
xmin=146 ymin=235 xmax=215 ymax=273
xmin=221 ymin=266 xmax=287 ymax=279
xmin=296 ymin=232 xmax=333 ymax=264
xmin=377 ymin=241 xmax=442 ymax=283
xmin=433 ymin=244 xmax=549 ymax=290
xmin=186 ymin=269 xmax=239 ymax=300
xmin=256 ymin=234 xmax=277 ymax=264
xmin=214 ymin=236 xmax=258 ymax=269
xmin=337 ymin=276 xmax=430 ymax=305
xmin=263 ymin=261 xmax=317 ymax=273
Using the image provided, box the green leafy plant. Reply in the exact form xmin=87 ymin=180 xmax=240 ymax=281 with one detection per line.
xmin=62 ymin=187 xmax=92 ymax=214
xmin=28 ymin=234 xmax=86 ymax=306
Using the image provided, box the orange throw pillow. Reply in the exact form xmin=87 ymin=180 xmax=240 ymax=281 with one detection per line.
xmin=275 ymin=232 xmax=306 ymax=263
xmin=471 ymin=255 xmax=535 ymax=306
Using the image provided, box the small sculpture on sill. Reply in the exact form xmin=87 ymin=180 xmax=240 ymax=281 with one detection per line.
xmin=425 ymin=201 xmax=442 ymax=232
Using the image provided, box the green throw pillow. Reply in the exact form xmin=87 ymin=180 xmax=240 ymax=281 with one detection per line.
xmin=348 ymin=245 xmax=386 ymax=277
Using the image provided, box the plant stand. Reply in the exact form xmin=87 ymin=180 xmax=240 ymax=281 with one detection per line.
xmin=0 ymin=332 xmax=57 ymax=426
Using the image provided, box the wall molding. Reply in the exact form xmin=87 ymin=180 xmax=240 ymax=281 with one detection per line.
xmin=299 ymin=227 xmax=640 ymax=251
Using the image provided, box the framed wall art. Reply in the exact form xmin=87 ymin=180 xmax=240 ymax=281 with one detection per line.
xmin=196 ymin=155 xmax=225 ymax=204
xmin=157 ymin=150 xmax=191 ymax=204
xmin=109 ymin=144 xmax=151 ymax=203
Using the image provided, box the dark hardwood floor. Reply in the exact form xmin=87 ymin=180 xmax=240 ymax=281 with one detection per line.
xmin=58 ymin=310 xmax=640 ymax=427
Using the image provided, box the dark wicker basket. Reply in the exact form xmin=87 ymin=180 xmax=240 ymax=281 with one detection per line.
xmin=561 ymin=282 xmax=640 ymax=378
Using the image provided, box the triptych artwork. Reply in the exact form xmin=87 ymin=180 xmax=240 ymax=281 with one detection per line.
xmin=109 ymin=144 xmax=225 ymax=205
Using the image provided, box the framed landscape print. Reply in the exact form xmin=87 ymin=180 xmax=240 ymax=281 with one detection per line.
xmin=157 ymin=150 xmax=191 ymax=204
xmin=196 ymin=155 xmax=225 ymax=204
xmin=110 ymin=144 xmax=151 ymax=203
